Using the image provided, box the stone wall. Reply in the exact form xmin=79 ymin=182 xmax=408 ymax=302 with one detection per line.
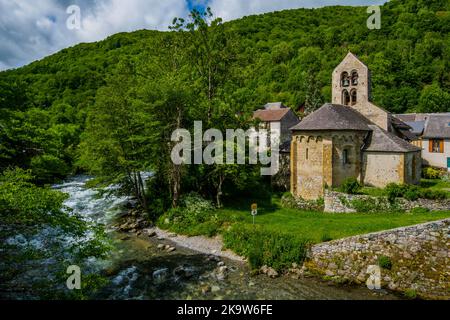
xmin=304 ymin=219 xmax=450 ymax=299
xmin=362 ymin=152 xmax=404 ymax=187
xmin=324 ymin=191 xmax=450 ymax=213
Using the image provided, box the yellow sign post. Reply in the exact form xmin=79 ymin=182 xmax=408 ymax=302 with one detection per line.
xmin=251 ymin=203 xmax=257 ymax=225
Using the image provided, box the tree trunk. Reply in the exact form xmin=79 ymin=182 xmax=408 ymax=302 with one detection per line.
xmin=137 ymin=171 xmax=148 ymax=212
xmin=216 ymin=174 xmax=224 ymax=208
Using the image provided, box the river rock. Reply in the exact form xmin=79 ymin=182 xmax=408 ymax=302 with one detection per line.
xmin=147 ymin=230 xmax=157 ymax=237
xmin=168 ymin=233 xmax=177 ymax=238
xmin=157 ymin=244 xmax=165 ymax=250
xmin=216 ymin=266 xmax=228 ymax=281
xmin=260 ymin=265 xmax=279 ymax=278
xmin=217 ymin=261 xmax=225 ymax=267
xmin=167 ymin=247 xmax=176 ymax=252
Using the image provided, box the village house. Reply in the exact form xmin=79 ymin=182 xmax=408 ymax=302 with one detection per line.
xmin=396 ymin=113 xmax=450 ymax=171
xmin=253 ymin=102 xmax=300 ymax=190
xmin=253 ymin=102 xmax=300 ymax=144
xmin=290 ymin=53 xmax=422 ymax=200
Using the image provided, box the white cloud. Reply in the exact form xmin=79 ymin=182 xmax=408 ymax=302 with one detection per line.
xmin=0 ymin=0 xmax=189 ymax=70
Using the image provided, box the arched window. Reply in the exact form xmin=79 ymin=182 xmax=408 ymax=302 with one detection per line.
xmin=342 ymin=90 xmax=350 ymax=106
xmin=341 ymin=72 xmax=349 ymax=87
xmin=342 ymin=149 xmax=349 ymax=165
xmin=351 ymin=70 xmax=359 ymax=85
xmin=351 ymin=89 xmax=357 ymax=105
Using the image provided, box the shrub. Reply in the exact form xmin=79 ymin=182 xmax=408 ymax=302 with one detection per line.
xmin=157 ymin=193 xmax=219 ymax=236
xmin=403 ymin=186 xmax=420 ymax=201
xmin=378 ymin=256 xmax=393 ymax=270
xmin=423 ymin=167 xmax=441 ymax=179
xmin=419 ymin=189 xmax=447 ymax=200
xmin=223 ymin=224 xmax=309 ymax=271
xmin=442 ymin=173 xmax=450 ymax=182
xmin=385 ymin=183 xmax=406 ymax=202
xmin=404 ymin=289 xmax=418 ymax=299
xmin=339 ymin=178 xmax=361 ymax=194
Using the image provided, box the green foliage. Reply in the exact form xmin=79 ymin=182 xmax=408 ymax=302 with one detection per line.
xmin=385 ymin=183 xmax=448 ymax=201
xmin=223 ymin=224 xmax=309 ymax=271
xmin=157 ymin=193 xmax=219 ymax=236
xmin=423 ymin=167 xmax=442 ymax=179
xmin=0 ymin=168 xmax=111 ymax=299
xmin=350 ymin=197 xmax=400 ymax=213
xmin=385 ymin=183 xmax=407 ymax=202
xmin=339 ymin=178 xmax=361 ymax=195
xmin=378 ymin=256 xmax=393 ymax=270
xmin=411 ymin=207 xmax=430 ymax=214
xmin=404 ymin=289 xmax=418 ymax=299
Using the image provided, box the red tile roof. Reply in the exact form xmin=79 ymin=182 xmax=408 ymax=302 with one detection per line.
xmin=253 ymin=108 xmax=291 ymax=122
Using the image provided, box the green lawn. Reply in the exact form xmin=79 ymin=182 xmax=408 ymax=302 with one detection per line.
xmin=216 ymin=197 xmax=450 ymax=244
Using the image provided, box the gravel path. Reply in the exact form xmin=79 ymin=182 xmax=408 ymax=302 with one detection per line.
xmin=146 ymin=227 xmax=245 ymax=262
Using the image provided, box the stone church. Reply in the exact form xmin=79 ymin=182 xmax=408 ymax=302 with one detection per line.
xmin=290 ymin=52 xmax=422 ymax=200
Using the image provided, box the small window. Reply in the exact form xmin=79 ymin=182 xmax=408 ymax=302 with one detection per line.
xmin=342 ymin=90 xmax=350 ymax=106
xmin=306 ymin=148 xmax=309 ymax=160
xmin=343 ymin=149 xmax=349 ymax=165
xmin=429 ymin=139 xmax=444 ymax=153
xmin=351 ymin=89 xmax=357 ymax=105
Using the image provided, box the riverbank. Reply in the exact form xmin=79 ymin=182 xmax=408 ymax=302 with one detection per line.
xmin=146 ymin=227 xmax=245 ymax=262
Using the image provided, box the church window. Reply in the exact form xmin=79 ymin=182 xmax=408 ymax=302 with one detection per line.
xmin=341 ymin=72 xmax=350 ymax=87
xmin=342 ymin=90 xmax=350 ymax=106
xmin=351 ymin=89 xmax=357 ymax=105
xmin=343 ymin=149 xmax=349 ymax=165
xmin=351 ymin=71 xmax=359 ymax=85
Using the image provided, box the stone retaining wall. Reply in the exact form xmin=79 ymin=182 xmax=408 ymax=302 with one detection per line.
xmin=324 ymin=190 xmax=450 ymax=213
xmin=303 ymin=219 xmax=450 ymax=299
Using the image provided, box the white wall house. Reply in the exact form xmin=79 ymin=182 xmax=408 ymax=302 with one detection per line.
xmin=422 ymin=115 xmax=450 ymax=170
xmin=396 ymin=113 xmax=450 ymax=171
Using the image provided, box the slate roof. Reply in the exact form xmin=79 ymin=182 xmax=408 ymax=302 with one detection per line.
xmin=291 ymin=103 xmax=421 ymax=153
xmin=423 ymin=115 xmax=450 ymax=139
xmin=405 ymin=121 xmax=425 ymax=135
xmin=365 ymin=125 xmax=421 ymax=153
xmin=290 ymin=103 xmax=372 ymax=131
xmin=253 ymin=108 xmax=291 ymax=122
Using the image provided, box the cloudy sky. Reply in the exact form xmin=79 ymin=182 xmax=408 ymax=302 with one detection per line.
xmin=0 ymin=0 xmax=387 ymax=71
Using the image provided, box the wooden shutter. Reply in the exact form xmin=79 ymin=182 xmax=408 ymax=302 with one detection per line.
xmin=440 ymin=139 xmax=444 ymax=153
xmin=429 ymin=140 xmax=433 ymax=153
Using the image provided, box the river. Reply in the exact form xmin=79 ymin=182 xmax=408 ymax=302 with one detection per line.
xmin=2 ymin=176 xmax=400 ymax=300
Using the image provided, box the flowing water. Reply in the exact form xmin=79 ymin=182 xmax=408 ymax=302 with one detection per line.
xmin=3 ymin=176 xmax=400 ymax=300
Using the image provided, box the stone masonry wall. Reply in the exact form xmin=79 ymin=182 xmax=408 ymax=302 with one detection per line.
xmin=304 ymin=219 xmax=450 ymax=299
xmin=324 ymin=190 xmax=450 ymax=213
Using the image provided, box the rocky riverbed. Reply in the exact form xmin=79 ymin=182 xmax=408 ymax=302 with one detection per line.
xmin=1 ymin=176 xmax=402 ymax=300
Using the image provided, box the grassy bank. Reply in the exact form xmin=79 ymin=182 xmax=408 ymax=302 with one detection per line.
xmin=157 ymin=192 xmax=450 ymax=271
